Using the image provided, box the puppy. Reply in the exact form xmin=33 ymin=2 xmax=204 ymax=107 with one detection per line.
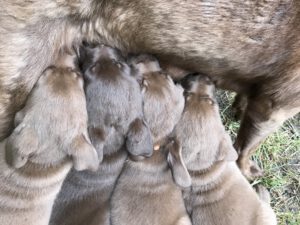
xmin=110 ymin=55 xmax=191 ymax=225
xmin=50 ymin=46 xmax=153 ymax=225
xmin=1 ymin=1 xmax=300 ymax=180
xmin=173 ymin=74 xmax=277 ymax=225
xmin=0 ymin=52 xmax=98 ymax=225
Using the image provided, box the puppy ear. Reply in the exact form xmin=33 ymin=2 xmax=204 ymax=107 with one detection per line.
xmin=78 ymin=44 xmax=95 ymax=72
xmin=167 ymin=139 xmax=191 ymax=188
xmin=14 ymin=110 xmax=25 ymax=127
xmin=5 ymin=124 xmax=39 ymax=168
xmin=126 ymin=118 xmax=153 ymax=157
xmin=70 ymin=133 xmax=100 ymax=172
xmin=217 ymin=134 xmax=238 ymax=161
xmin=88 ymin=127 xmax=106 ymax=156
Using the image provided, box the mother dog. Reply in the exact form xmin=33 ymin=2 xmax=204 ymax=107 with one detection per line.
xmin=0 ymin=0 xmax=299 ymax=178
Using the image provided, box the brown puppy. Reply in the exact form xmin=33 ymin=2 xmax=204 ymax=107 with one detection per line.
xmin=110 ymin=55 xmax=191 ymax=225
xmin=1 ymin=1 xmax=300 ymax=179
xmin=0 ymin=53 xmax=98 ymax=225
xmin=172 ymin=74 xmax=276 ymax=225
xmin=50 ymin=46 xmax=153 ymax=225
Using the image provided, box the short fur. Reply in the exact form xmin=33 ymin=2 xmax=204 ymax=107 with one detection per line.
xmin=173 ymin=74 xmax=277 ymax=225
xmin=0 ymin=0 xmax=300 ymax=179
xmin=111 ymin=55 xmax=191 ymax=225
xmin=0 ymin=54 xmax=98 ymax=225
xmin=50 ymin=46 xmax=152 ymax=225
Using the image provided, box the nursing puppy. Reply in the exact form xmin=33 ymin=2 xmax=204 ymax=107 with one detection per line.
xmin=1 ymin=1 xmax=300 ymax=180
xmin=111 ymin=55 xmax=191 ymax=225
xmin=0 ymin=53 xmax=98 ymax=225
xmin=50 ymin=46 xmax=152 ymax=225
xmin=173 ymin=74 xmax=276 ymax=225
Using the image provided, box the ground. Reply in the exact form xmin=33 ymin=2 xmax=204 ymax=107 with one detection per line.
xmin=217 ymin=90 xmax=300 ymax=225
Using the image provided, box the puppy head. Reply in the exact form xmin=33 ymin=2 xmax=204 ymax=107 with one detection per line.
xmin=79 ymin=44 xmax=130 ymax=84
xmin=181 ymin=73 xmax=215 ymax=104
xmin=127 ymin=54 xmax=161 ymax=82
xmin=128 ymin=54 xmax=184 ymax=143
xmin=177 ymin=73 xmax=237 ymax=170
xmin=142 ymin=72 xmax=185 ymax=144
xmin=38 ymin=66 xmax=84 ymax=95
xmin=6 ymin=66 xmax=99 ymax=171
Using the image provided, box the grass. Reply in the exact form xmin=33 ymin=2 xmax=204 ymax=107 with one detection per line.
xmin=217 ymin=90 xmax=300 ymax=225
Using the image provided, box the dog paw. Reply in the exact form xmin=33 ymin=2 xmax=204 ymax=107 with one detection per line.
xmin=238 ymin=158 xmax=264 ymax=180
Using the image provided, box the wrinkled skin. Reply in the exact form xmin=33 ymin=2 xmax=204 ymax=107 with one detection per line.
xmin=0 ymin=0 xmax=299 ymax=178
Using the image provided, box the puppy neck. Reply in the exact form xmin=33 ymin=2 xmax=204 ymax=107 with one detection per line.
xmin=188 ymin=162 xmax=237 ymax=205
xmin=0 ymin=141 xmax=72 ymax=210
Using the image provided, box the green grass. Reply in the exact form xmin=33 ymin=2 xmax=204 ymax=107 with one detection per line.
xmin=217 ymin=90 xmax=300 ymax=225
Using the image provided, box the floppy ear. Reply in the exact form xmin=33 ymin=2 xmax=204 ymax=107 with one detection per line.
xmin=216 ymin=134 xmax=238 ymax=161
xmin=14 ymin=110 xmax=25 ymax=127
xmin=5 ymin=124 xmax=39 ymax=168
xmin=70 ymin=133 xmax=100 ymax=172
xmin=88 ymin=127 xmax=106 ymax=156
xmin=126 ymin=118 xmax=153 ymax=157
xmin=78 ymin=44 xmax=96 ymax=72
xmin=167 ymin=139 xmax=191 ymax=188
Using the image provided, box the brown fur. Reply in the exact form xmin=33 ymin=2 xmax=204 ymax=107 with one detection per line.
xmin=0 ymin=52 xmax=98 ymax=225
xmin=0 ymin=0 xmax=300 ymax=178
xmin=50 ymin=46 xmax=152 ymax=225
xmin=173 ymin=74 xmax=277 ymax=225
xmin=111 ymin=54 xmax=191 ymax=225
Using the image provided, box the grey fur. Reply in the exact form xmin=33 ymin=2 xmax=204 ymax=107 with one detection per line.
xmin=50 ymin=46 xmax=152 ymax=225
xmin=110 ymin=55 xmax=191 ymax=225
xmin=173 ymin=74 xmax=277 ymax=225
xmin=0 ymin=56 xmax=98 ymax=225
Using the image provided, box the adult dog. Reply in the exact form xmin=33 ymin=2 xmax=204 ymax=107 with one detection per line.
xmin=0 ymin=0 xmax=299 ymax=178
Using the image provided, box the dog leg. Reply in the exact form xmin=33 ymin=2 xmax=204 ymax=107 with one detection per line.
xmin=235 ymin=96 xmax=299 ymax=180
xmin=232 ymin=94 xmax=248 ymax=121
